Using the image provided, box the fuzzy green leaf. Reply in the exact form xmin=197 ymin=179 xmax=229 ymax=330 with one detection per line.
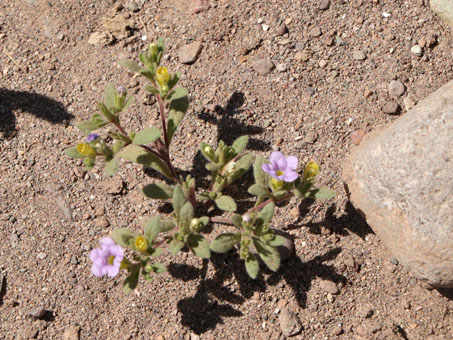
xmin=179 ymin=201 xmax=194 ymax=232
xmin=231 ymin=214 xmax=243 ymax=228
xmin=187 ymin=233 xmax=210 ymax=259
xmin=169 ymin=239 xmax=185 ymax=255
xmin=253 ymin=156 xmax=267 ymax=186
xmin=199 ymin=142 xmax=216 ymax=162
xmin=245 ymin=253 xmax=259 ymax=279
xmin=150 ymin=247 xmax=163 ymax=258
xmin=227 ymin=153 xmax=253 ymax=185
xmin=215 ymin=195 xmax=237 ymax=212
xmin=118 ymin=59 xmax=143 ymax=73
xmin=166 ymin=88 xmax=189 ymax=144
xmin=150 ymin=262 xmax=167 ymax=274
xmin=172 ymin=185 xmax=186 ymax=217
xmin=253 ymin=237 xmax=280 ymax=272
xmin=132 ymin=126 xmax=161 ymax=145
xmin=104 ymin=83 xmax=117 ymax=110
xmin=122 ymin=96 xmax=134 ymax=111
xmin=268 ymin=234 xmax=287 ymax=247
xmin=76 ymin=120 xmax=99 ymax=133
xmin=112 ymin=228 xmax=138 ymax=248
xmin=123 ymin=269 xmax=139 ymax=294
xmin=142 ymin=182 xmax=173 ymax=200
xmin=248 ymin=183 xmax=270 ymax=197
xmin=307 ymin=188 xmax=336 ymax=200
xmin=210 ymin=233 xmax=240 ymax=253
xmin=160 ymin=219 xmax=176 ymax=232
xmin=232 ymin=135 xmax=249 ymax=154
xmin=145 ymin=85 xmax=159 ymax=94
xmin=144 ymin=216 xmax=160 ymax=242
xmin=258 ymin=202 xmax=275 ymax=225
xmin=205 ymin=163 xmax=220 ymax=172
xmin=105 ymin=158 xmax=119 ymax=176
xmin=65 ymin=146 xmax=85 ymax=159
xmin=117 ymin=144 xmax=173 ymax=179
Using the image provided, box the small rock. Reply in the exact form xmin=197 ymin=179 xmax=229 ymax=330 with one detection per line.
xmin=353 ymin=50 xmax=366 ymax=60
xmin=309 ymin=26 xmax=322 ymax=37
xmin=390 ymin=257 xmax=399 ymax=265
xmin=95 ymin=207 xmax=105 ymax=217
xmin=56 ymin=32 xmax=64 ymax=40
xmin=331 ymin=325 xmax=342 ymax=336
xmin=189 ymin=333 xmax=200 ymax=340
xmin=388 ymin=80 xmax=405 ymax=98
xmin=124 ymin=1 xmax=139 ymax=12
xmin=319 ymin=0 xmax=330 ymax=10
xmin=320 ymin=279 xmax=340 ymax=294
xmin=278 ymin=308 xmax=303 ymax=337
xmin=294 ymin=51 xmax=311 ymax=62
xmin=382 ymin=101 xmax=400 ymax=115
xmin=27 ymin=328 xmax=39 ymax=339
xmin=88 ymin=31 xmax=111 ymax=45
xmin=95 ymin=217 xmax=110 ymax=228
xmin=359 ymin=304 xmax=374 ymax=318
xmin=56 ymin=196 xmax=73 ymax=221
xmin=403 ymin=94 xmax=417 ymax=111
xmin=37 ymin=253 xmax=47 ymax=260
xmin=262 ymin=24 xmax=270 ymax=31
xmin=430 ymin=0 xmax=453 ymax=28
xmin=276 ymin=24 xmax=288 ymax=36
xmin=63 ymin=326 xmax=80 ymax=340
xmin=178 ymin=41 xmax=203 ymax=64
xmin=411 ymin=45 xmax=423 ymax=57
xmin=351 ymin=129 xmax=366 ymax=145
xmin=70 ymin=255 xmax=78 ymax=265
xmin=289 ymin=207 xmax=299 ymax=218
xmin=319 ymin=59 xmax=327 ymax=68
xmin=363 ymin=87 xmax=373 ymax=98
xmin=276 ymin=63 xmax=287 ymax=72
xmin=27 ymin=307 xmax=46 ymax=319
xmin=155 ymin=336 xmax=165 ymax=340
xmin=251 ymin=58 xmax=275 ymax=75
xmin=105 ymin=179 xmax=125 ymax=194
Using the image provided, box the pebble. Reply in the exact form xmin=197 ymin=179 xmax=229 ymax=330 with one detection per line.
xmin=178 ymin=41 xmax=203 ymax=64
xmin=251 ymin=58 xmax=275 ymax=75
xmin=319 ymin=0 xmax=330 ymax=10
xmin=63 ymin=326 xmax=80 ymax=340
xmin=94 ymin=217 xmax=110 ymax=228
xmin=276 ymin=63 xmax=287 ymax=72
xmin=27 ymin=307 xmax=46 ymax=319
xmin=390 ymin=257 xmax=399 ymax=265
xmin=276 ymin=24 xmax=288 ymax=36
xmin=124 ymin=1 xmax=139 ymax=12
xmin=278 ymin=308 xmax=303 ymax=336
xmin=411 ymin=45 xmax=423 ymax=57
xmin=319 ymin=59 xmax=327 ymax=68
xmin=37 ymin=253 xmax=47 ymax=260
xmin=403 ymin=94 xmax=417 ymax=111
xmin=351 ymin=129 xmax=366 ymax=145
xmin=106 ymin=179 xmax=125 ymax=194
xmin=309 ymin=26 xmax=322 ymax=37
xmin=320 ymin=279 xmax=340 ymax=294
xmin=388 ymin=80 xmax=405 ymax=98
xmin=382 ymin=101 xmax=400 ymax=115
xmin=352 ymin=50 xmax=366 ymax=60
xmin=359 ymin=304 xmax=374 ymax=318
xmin=262 ymin=24 xmax=269 ymax=31
xmin=56 ymin=196 xmax=73 ymax=221
xmin=331 ymin=325 xmax=342 ymax=336
xmin=294 ymin=51 xmax=311 ymax=62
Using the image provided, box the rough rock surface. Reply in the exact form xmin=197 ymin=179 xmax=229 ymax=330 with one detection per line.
xmin=343 ymin=81 xmax=453 ymax=287
xmin=430 ymin=0 xmax=453 ymax=27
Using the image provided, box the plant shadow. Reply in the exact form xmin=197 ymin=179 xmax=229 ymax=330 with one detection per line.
xmin=169 ymin=246 xmax=345 ymax=334
xmin=0 ymin=89 xmax=74 ymax=138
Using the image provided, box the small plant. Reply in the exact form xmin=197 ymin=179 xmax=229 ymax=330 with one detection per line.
xmin=66 ymin=38 xmax=335 ymax=293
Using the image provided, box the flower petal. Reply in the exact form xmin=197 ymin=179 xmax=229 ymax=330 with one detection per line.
xmin=91 ymin=263 xmax=105 ymax=277
xmin=262 ymin=163 xmax=272 ymax=174
xmin=100 ymin=237 xmax=115 ymax=247
xmin=110 ymin=245 xmax=124 ymax=258
xmin=106 ymin=264 xmax=120 ymax=277
xmin=283 ymin=170 xmax=298 ymax=182
xmin=89 ymin=248 xmax=101 ymax=262
xmin=285 ymin=156 xmax=298 ymax=170
xmin=276 ymin=157 xmax=287 ymax=171
xmin=269 ymin=151 xmax=284 ymax=163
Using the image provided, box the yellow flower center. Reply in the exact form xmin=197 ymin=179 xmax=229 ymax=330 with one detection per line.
xmin=276 ymin=170 xmax=284 ymax=177
xmin=156 ymin=67 xmax=170 ymax=86
xmin=77 ymin=143 xmax=95 ymax=156
xmin=303 ymin=161 xmax=319 ymax=180
xmin=135 ymin=235 xmax=148 ymax=252
xmin=108 ymin=255 xmax=115 ymax=265
xmin=271 ymin=177 xmax=284 ymax=190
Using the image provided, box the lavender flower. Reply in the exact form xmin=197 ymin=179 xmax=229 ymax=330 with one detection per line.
xmin=89 ymin=237 xmax=124 ymax=278
xmin=86 ymin=133 xmax=99 ymax=143
xmin=262 ymin=151 xmax=298 ymax=183
xmin=117 ymin=85 xmax=126 ymax=95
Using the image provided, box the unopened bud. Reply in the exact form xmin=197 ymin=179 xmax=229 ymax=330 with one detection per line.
xmin=77 ymin=143 xmax=96 ymax=156
xmin=190 ymin=218 xmax=199 ymax=230
xmin=117 ymin=85 xmax=126 ymax=95
xmin=134 ymin=235 xmax=148 ymax=252
xmin=303 ymin=161 xmax=319 ymax=181
xmin=156 ymin=67 xmax=170 ymax=87
xmin=242 ymin=214 xmax=251 ymax=223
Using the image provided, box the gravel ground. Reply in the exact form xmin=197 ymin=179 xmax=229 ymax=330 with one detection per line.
xmin=1 ymin=0 xmax=453 ymax=339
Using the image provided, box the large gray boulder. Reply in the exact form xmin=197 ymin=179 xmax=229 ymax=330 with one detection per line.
xmin=431 ymin=0 xmax=453 ymax=27
xmin=343 ymin=81 xmax=453 ymax=287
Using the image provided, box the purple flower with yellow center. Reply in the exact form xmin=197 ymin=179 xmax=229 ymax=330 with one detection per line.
xmin=86 ymin=133 xmax=99 ymax=143
xmin=89 ymin=237 xmax=124 ymax=278
xmin=262 ymin=151 xmax=298 ymax=183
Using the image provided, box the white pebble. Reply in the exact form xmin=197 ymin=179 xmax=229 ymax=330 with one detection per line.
xmin=382 ymin=12 xmax=391 ymax=18
xmin=262 ymin=24 xmax=269 ymax=31
xmin=411 ymin=45 xmax=423 ymax=57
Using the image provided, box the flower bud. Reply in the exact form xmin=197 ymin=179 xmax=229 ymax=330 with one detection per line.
xmin=224 ymin=161 xmax=236 ymax=174
xmin=303 ymin=161 xmax=319 ymax=181
xmin=203 ymin=145 xmax=215 ymax=159
xmin=135 ymin=235 xmax=148 ymax=252
xmin=77 ymin=143 xmax=96 ymax=156
xmin=149 ymin=43 xmax=158 ymax=61
xmin=117 ymin=85 xmax=126 ymax=95
xmin=190 ymin=218 xmax=199 ymax=231
xmin=270 ymin=177 xmax=284 ymax=190
xmin=156 ymin=67 xmax=170 ymax=87
xmin=242 ymin=214 xmax=251 ymax=223
xmin=160 ymin=84 xmax=169 ymax=96
xmin=86 ymin=133 xmax=99 ymax=143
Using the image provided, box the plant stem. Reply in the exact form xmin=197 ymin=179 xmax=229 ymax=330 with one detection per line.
xmin=210 ymin=217 xmax=233 ymax=225
xmin=249 ymin=193 xmax=294 ymax=213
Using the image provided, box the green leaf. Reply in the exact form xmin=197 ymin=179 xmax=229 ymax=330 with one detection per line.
xmin=294 ymin=178 xmax=314 ymax=198
xmin=232 ymin=135 xmax=249 ymax=154
xmin=172 ymin=185 xmax=186 ymax=217
xmin=307 ymin=188 xmax=336 ymax=200
xmin=98 ymin=102 xmax=114 ymax=122
xmin=187 ymin=233 xmax=211 ymax=259
xmin=142 ymin=182 xmax=173 ymax=199
xmin=104 ymin=83 xmax=117 ymax=110
xmin=166 ymin=88 xmax=189 ymax=144
xmin=112 ymin=228 xmax=138 ymax=248
xmin=179 ymin=201 xmax=194 ymax=232
xmin=248 ymin=183 xmax=270 ymax=197
xmin=122 ymin=96 xmax=135 ymax=111
xmin=253 ymin=237 xmax=280 ymax=272
xmin=150 ymin=247 xmax=163 ymax=258
xmin=215 ymin=195 xmax=237 ymax=212
xmin=206 ymin=163 xmax=220 ymax=172
xmin=210 ymin=233 xmax=240 ymax=253
xmin=117 ymin=144 xmax=173 ymax=179
xmin=123 ymin=269 xmax=139 ymax=294
xmin=268 ymin=234 xmax=287 ymax=247
xmin=145 ymin=85 xmax=159 ymax=94
xmin=150 ymin=262 xmax=167 ymax=274
xmin=231 ymin=214 xmax=243 ymax=228
xmin=144 ymin=216 xmax=160 ymax=242
xmin=258 ymin=202 xmax=275 ymax=225
xmin=253 ymin=156 xmax=267 ymax=186
xmin=169 ymin=239 xmax=185 ymax=255
xmin=118 ymin=59 xmax=143 ymax=73
xmin=167 ymin=72 xmax=180 ymax=89
xmin=245 ymin=253 xmax=259 ymax=279
xmin=105 ymin=157 xmax=119 ymax=176
xmin=227 ymin=153 xmax=254 ymax=185
xmin=65 ymin=146 xmax=85 ymax=159
xmin=160 ymin=219 xmax=176 ymax=232
xmin=83 ymin=157 xmax=95 ymax=170
xmin=76 ymin=120 xmax=99 ymax=133
xmin=200 ymin=142 xmax=216 ymax=162
xmin=132 ymin=126 xmax=162 ymax=145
